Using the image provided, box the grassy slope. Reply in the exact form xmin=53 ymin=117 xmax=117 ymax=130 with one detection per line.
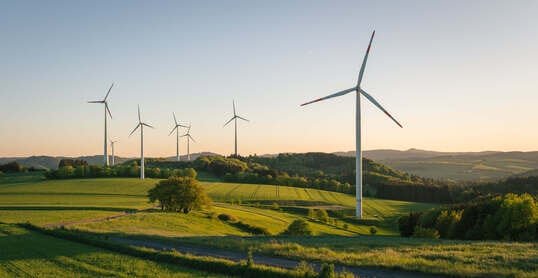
xmin=0 ymin=223 xmax=224 ymax=278
xmin=381 ymin=156 xmax=538 ymax=182
xmin=0 ymin=177 xmax=158 ymax=225
xmin=0 ymin=176 xmax=435 ymax=228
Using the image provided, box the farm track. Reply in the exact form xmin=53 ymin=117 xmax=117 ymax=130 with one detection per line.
xmin=112 ymin=237 xmax=440 ymax=278
xmin=41 ymin=205 xmax=158 ymax=228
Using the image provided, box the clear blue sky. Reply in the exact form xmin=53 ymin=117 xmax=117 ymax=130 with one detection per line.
xmin=1 ymin=0 xmax=537 ymax=157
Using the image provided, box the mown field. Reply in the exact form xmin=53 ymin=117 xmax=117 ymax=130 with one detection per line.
xmin=0 ymin=223 xmax=224 ymax=277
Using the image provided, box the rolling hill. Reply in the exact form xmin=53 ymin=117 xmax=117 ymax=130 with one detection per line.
xmin=335 ymin=149 xmax=538 ymax=182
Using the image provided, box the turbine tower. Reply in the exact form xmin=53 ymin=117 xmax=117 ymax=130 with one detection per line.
xmin=300 ymin=31 xmax=402 ymax=218
xmin=168 ymin=112 xmax=189 ymax=161
xmin=180 ymin=125 xmax=195 ymax=161
xmin=88 ymin=83 xmax=114 ymax=166
xmin=110 ymin=139 xmax=118 ymax=166
xmin=223 ymin=100 xmax=249 ymax=157
xmin=129 ymin=105 xmax=154 ymax=179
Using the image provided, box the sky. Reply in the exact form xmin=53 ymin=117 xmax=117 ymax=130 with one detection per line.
xmin=1 ymin=0 xmax=538 ymax=157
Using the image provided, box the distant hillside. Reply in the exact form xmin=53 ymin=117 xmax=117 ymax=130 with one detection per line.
xmin=0 ymin=155 xmax=134 ymax=170
xmin=336 ymin=149 xmax=538 ymax=182
xmin=0 ymin=152 xmax=221 ymax=170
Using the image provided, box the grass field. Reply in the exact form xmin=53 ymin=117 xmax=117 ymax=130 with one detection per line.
xmin=0 ymin=223 xmax=224 ymax=277
xmin=8 ymin=173 xmax=536 ymax=277
xmin=0 ymin=176 xmax=436 ymax=229
xmin=162 ymin=234 xmax=538 ymax=277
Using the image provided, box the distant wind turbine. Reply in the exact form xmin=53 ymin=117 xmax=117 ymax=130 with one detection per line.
xmin=180 ymin=125 xmax=195 ymax=161
xmin=300 ymin=31 xmax=403 ymax=218
xmin=110 ymin=139 xmax=118 ymax=166
xmin=88 ymin=83 xmax=114 ymax=166
xmin=129 ymin=105 xmax=154 ymax=179
xmin=223 ymin=100 xmax=249 ymax=157
xmin=168 ymin=113 xmax=189 ymax=161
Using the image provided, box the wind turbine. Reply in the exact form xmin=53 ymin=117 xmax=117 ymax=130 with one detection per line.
xmin=168 ymin=113 xmax=189 ymax=161
xmin=223 ymin=100 xmax=249 ymax=157
xmin=88 ymin=83 xmax=114 ymax=166
xmin=109 ymin=139 xmax=118 ymax=166
xmin=300 ymin=31 xmax=403 ymax=218
xmin=180 ymin=125 xmax=195 ymax=161
xmin=129 ymin=105 xmax=154 ymax=179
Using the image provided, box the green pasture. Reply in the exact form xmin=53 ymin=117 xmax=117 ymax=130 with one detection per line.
xmin=166 ymin=234 xmax=538 ymax=277
xmin=0 ymin=223 xmax=224 ymax=277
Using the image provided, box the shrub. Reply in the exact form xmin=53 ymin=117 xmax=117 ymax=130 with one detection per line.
xmin=281 ymin=219 xmax=313 ymax=236
xmin=412 ymin=226 xmax=440 ymax=239
xmin=314 ymin=209 xmax=330 ymax=223
xmin=318 ymin=263 xmax=335 ymax=278
xmin=233 ymin=221 xmax=271 ymax=235
xmin=295 ymin=261 xmax=316 ymax=278
xmin=218 ymin=213 xmax=238 ymax=222
xmin=369 ymin=226 xmax=378 ymax=235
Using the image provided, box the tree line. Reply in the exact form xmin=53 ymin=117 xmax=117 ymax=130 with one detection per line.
xmin=399 ymin=193 xmax=538 ymax=241
xmin=45 ymin=159 xmax=197 ymax=180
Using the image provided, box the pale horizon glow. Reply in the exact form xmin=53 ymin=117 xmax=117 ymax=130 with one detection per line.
xmin=1 ymin=1 xmax=538 ymax=157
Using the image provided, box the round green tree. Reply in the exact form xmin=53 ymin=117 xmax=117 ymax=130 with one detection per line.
xmin=148 ymin=176 xmax=210 ymax=213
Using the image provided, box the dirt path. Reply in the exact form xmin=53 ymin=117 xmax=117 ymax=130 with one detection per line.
xmin=42 ymin=206 xmax=158 ymax=228
xmin=112 ymin=237 xmax=442 ymax=278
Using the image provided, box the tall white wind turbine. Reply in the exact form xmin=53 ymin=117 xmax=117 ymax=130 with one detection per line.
xmin=300 ymin=31 xmax=403 ymax=218
xmin=180 ymin=125 xmax=195 ymax=161
xmin=168 ymin=112 xmax=189 ymax=161
xmin=109 ymin=139 xmax=118 ymax=166
xmin=88 ymin=83 xmax=114 ymax=166
xmin=223 ymin=100 xmax=249 ymax=157
xmin=129 ymin=105 xmax=154 ymax=179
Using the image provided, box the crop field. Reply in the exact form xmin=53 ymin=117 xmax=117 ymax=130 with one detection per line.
xmin=0 ymin=223 xmax=224 ymax=277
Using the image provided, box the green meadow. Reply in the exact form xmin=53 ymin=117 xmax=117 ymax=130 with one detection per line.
xmin=0 ymin=223 xmax=224 ymax=277
xmin=1 ymin=173 xmax=537 ymax=277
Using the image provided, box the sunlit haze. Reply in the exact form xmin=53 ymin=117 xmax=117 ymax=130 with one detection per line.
xmin=1 ymin=0 xmax=538 ymax=157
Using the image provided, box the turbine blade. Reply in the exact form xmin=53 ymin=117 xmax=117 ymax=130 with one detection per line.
xmin=173 ymin=112 xmax=178 ymax=125
xmin=233 ymin=100 xmax=236 ymax=116
xmin=188 ymin=134 xmax=196 ymax=142
xmin=105 ymin=103 xmax=113 ymax=119
xmin=357 ymin=30 xmax=375 ymax=87
xmin=237 ymin=116 xmax=249 ymax=122
xmin=129 ymin=124 xmax=140 ymax=137
xmin=168 ymin=126 xmax=178 ymax=136
xmin=360 ymin=89 xmax=403 ymax=128
xmin=223 ymin=117 xmax=235 ymax=127
xmin=178 ymin=123 xmax=189 ymax=128
xmin=104 ymin=83 xmax=114 ymax=101
xmin=87 ymin=100 xmax=104 ymax=103
xmin=142 ymin=123 xmax=154 ymax=129
xmin=300 ymin=87 xmax=356 ymax=106
xmin=137 ymin=105 xmax=141 ymax=123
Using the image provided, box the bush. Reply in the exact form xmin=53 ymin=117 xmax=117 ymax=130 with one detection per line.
xmin=295 ymin=261 xmax=316 ymax=278
xmin=412 ymin=226 xmax=440 ymax=239
xmin=233 ymin=221 xmax=271 ymax=235
xmin=369 ymin=226 xmax=378 ymax=235
xmin=218 ymin=213 xmax=238 ymax=222
xmin=318 ymin=263 xmax=335 ymax=278
xmin=281 ymin=219 xmax=313 ymax=236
